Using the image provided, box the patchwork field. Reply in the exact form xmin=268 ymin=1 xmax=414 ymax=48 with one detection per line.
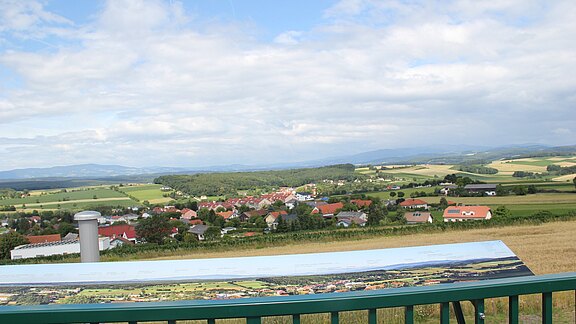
xmin=0 ymin=187 xmax=138 ymax=210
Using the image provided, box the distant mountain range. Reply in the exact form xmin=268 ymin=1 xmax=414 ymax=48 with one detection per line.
xmin=0 ymin=144 xmax=574 ymax=181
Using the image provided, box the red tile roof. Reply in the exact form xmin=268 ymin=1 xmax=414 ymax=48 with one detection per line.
xmin=399 ymin=199 xmax=428 ymax=207
xmin=443 ymin=206 xmax=492 ymax=219
xmin=351 ymin=199 xmax=372 ymax=208
xmin=318 ymin=202 xmax=344 ymax=215
xmin=98 ymin=224 xmax=137 ymax=240
xmin=26 ymin=234 xmax=61 ymax=244
xmin=217 ymin=211 xmax=234 ymax=220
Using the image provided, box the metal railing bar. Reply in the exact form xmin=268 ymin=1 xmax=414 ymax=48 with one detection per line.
xmin=404 ymin=305 xmax=413 ymax=324
xmin=368 ymin=308 xmax=376 ymax=324
xmin=452 ymin=301 xmax=465 ymax=324
xmin=542 ymin=292 xmax=552 ymax=324
xmin=440 ymin=302 xmax=450 ymax=324
xmin=473 ymin=299 xmax=484 ymax=324
xmin=330 ymin=311 xmax=339 ymax=324
xmin=508 ymin=295 xmax=518 ymax=324
xmin=292 ymin=314 xmax=300 ymax=324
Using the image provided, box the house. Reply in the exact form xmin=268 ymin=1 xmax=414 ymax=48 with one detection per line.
xmin=110 ymin=237 xmax=133 ymax=248
xmin=265 ymin=211 xmax=288 ymax=228
xmin=10 ymin=237 xmax=110 ymax=260
xmin=98 ymin=224 xmax=137 ymax=242
xmin=464 ymin=184 xmax=497 ymax=196
xmin=181 ymin=210 xmax=198 ymax=220
xmin=269 ymin=214 xmax=298 ymax=229
xmin=350 ymin=199 xmax=372 ymax=209
xmin=26 ymin=234 xmax=61 ymax=244
xmin=440 ymin=184 xmax=458 ymax=195
xmin=336 ymin=211 xmax=367 ymax=221
xmin=443 ymin=206 xmax=492 ymax=222
xmin=217 ymin=210 xmax=235 ymax=220
xmin=295 ymin=192 xmax=313 ymax=201
xmin=404 ymin=212 xmax=433 ymax=224
xmin=335 ymin=211 xmax=367 ymax=227
xmin=313 ymin=202 xmax=344 ymax=218
xmin=241 ymin=210 xmax=268 ymax=222
xmin=399 ymin=199 xmax=429 ymax=210
xmin=189 ymin=224 xmax=209 ymax=240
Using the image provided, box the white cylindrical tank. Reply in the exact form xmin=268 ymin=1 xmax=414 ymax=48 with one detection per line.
xmin=74 ymin=210 xmax=101 ymax=263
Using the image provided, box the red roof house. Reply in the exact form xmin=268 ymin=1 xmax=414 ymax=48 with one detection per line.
xmin=98 ymin=224 xmax=137 ymax=242
xmin=399 ymin=199 xmax=429 ymax=209
xmin=314 ymin=202 xmax=344 ymax=217
xmin=443 ymin=206 xmax=492 ymax=222
xmin=351 ymin=199 xmax=373 ymax=208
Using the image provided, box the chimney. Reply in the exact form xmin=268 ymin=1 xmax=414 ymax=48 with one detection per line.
xmin=74 ymin=211 xmax=101 ymax=263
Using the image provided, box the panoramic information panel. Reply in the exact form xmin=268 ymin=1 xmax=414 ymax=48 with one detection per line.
xmin=0 ymin=240 xmax=532 ymax=305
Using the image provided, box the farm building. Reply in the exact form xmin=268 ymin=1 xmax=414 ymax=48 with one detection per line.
xmin=11 ymin=237 xmax=110 ymax=260
xmin=336 ymin=211 xmax=367 ymax=227
xmin=464 ymin=184 xmax=497 ymax=196
xmin=443 ymin=206 xmax=492 ymax=222
xmin=399 ymin=199 xmax=429 ymax=209
xmin=26 ymin=234 xmax=61 ymax=244
xmin=404 ymin=212 xmax=433 ymax=224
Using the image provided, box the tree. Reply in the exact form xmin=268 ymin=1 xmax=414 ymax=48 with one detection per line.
xmin=439 ymin=197 xmax=449 ymax=210
xmin=512 ymin=185 xmax=527 ymax=196
xmin=492 ymin=206 xmax=511 ymax=219
xmin=0 ymin=232 xmax=29 ymax=259
xmin=573 ymin=177 xmax=576 ymax=190
xmin=397 ymin=191 xmax=405 ymax=198
xmin=389 ymin=192 xmax=396 ymax=198
xmin=203 ymin=227 xmax=221 ymax=241
xmin=136 ymin=215 xmax=172 ymax=244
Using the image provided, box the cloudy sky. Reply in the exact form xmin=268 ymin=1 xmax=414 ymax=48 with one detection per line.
xmin=0 ymin=0 xmax=575 ymax=171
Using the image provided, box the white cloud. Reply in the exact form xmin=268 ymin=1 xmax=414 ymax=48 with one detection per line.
xmin=0 ymin=0 xmax=575 ymax=170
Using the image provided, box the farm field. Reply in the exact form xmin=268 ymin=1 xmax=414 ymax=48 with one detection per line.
xmin=0 ymin=188 xmax=130 ymax=207
xmin=118 ymin=184 xmax=172 ymax=204
xmin=361 ymin=155 xmax=576 ymax=184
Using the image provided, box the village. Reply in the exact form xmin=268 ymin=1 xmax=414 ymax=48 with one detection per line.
xmin=7 ymin=182 xmax=497 ymax=260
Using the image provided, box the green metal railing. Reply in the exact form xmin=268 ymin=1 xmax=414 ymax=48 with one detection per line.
xmin=0 ymin=272 xmax=574 ymax=324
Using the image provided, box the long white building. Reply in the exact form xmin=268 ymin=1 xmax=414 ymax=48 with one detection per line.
xmin=10 ymin=237 xmax=110 ymax=260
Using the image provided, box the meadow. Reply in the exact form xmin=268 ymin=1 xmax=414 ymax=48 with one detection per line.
xmin=118 ymin=184 xmax=173 ymax=204
xmin=0 ymin=187 xmax=137 ymax=210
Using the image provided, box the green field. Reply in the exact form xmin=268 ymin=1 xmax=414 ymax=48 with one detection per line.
xmin=364 ymin=192 xmax=576 ymax=217
xmin=118 ymin=184 xmax=172 ymax=204
xmin=0 ymin=188 xmax=128 ymax=206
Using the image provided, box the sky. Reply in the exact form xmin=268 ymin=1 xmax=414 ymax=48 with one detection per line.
xmin=0 ymin=0 xmax=575 ymax=171
xmin=1 ymin=240 xmax=516 ymax=284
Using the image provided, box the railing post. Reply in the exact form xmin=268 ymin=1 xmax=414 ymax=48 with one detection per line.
xmin=292 ymin=314 xmax=300 ymax=324
xmin=440 ymin=302 xmax=450 ymax=324
xmin=368 ymin=308 xmax=377 ymax=324
xmin=247 ymin=316 xmax=261 ymax=324
xmin=509 ymin=295 xmax=519 ymax=324
xmin=330 ymin=311 xmax=339 ymax=324
xmin=405 ymin=305 xmax=414 ymax=324
xmin=474 ymin=299 xmax=485 ymax=324
xmin=542 ymin=292 xmax=552 ymax=324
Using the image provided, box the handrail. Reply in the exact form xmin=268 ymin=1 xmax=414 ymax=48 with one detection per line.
xmin=0 ymin=272 xmax=574 ymax=323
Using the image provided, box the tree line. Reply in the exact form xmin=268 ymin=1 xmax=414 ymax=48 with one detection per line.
xmin=154 ymin=164 xmax=361 ymax=196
